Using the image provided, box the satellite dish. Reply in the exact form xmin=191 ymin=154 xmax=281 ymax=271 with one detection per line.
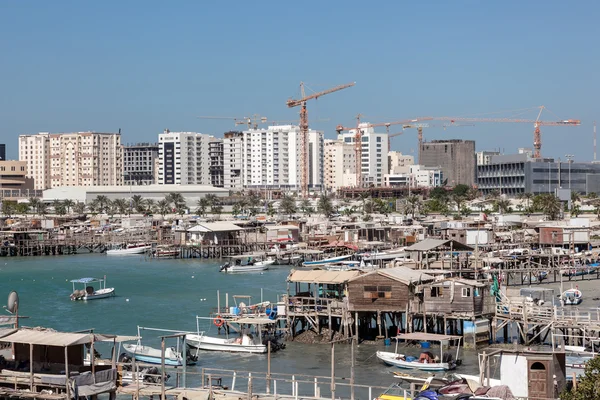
xmin=6 ymin=291 xmax=18 ymax=314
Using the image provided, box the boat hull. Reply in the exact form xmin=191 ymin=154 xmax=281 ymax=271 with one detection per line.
xmin=186 ymin=335 xmax=267 ymax=354
xmin=72 ymin=288 xmax=115 ymax=301
xmin=377 ymin=351 xmax=453 ymax=371
xmin=220 ymin=264 xmax=269 ymax=273
xmin=107 ymin=246 xmax=151 ymax=255
xmin=302 ymin=255 xmax=352 ymax=267
xmin=123 ymin=344 xmax=186 ymax=366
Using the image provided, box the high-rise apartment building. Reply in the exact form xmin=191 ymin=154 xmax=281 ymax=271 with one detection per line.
xmin=476 ymin=150 xmax=501 ymax=166
xmin=420 ymin=139 xmax=476 ymax=187
xmin=124 ymin=143 xmax=159 ymax=185
xmin=0 ymin=160 xmax=34 ymax=194
xmin=223 ymin=131 xmax=244 ymax=190
xmin=209 ymin=139 xmax=224 ymax=187
xmin=388 ymin=151 xmax=414 ymax=174
xmin=324 ymin=139 xmax=356 ymax=191
xmin=157 ymin=130 xmax=215 ymax=185
xmin=338 ymin=123 xmax=389 ymax=186
xmin=222 ymin=125 xmax=323 ymax=190
xmin=19 ymin=132 xmax=122 ymax=189
xmin=19 ymin=133 xmax=50 ymax=190
xmin=0 ymin=144 xmax=5 ymax=161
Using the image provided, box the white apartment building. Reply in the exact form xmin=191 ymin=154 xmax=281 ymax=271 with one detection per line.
xmin=389 ymin=151 xmax=414 ymax=174
xmin=158 ymin=130 xmax=215 ymax=185
xmin=339 ymin=123 xmax=388 ymax=186
xmin=384 ymin=164 xmax=443 ymax=188
xmin=324 ymin=139 xmax=356 ymax=191
xmin=222 ymin=125 xmax=323 ymax=190
xmin=19 ymin=133 xmax=50 ymax=190
xmin=19 ymin=132 xmax=123 ymax=189
xmin=476 ymin=150 xmax=501 ymax=166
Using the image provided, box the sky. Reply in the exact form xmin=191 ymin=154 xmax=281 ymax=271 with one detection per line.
xmin=1 ymin=1 xmax=598 ymax=161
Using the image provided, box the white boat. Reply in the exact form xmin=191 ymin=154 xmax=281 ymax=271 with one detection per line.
xmin=377 ymin=333 xmax=462 ymax=372
xmin=220 ymin=255 xmax=272 ymax=273
xmin=187 ymin=316 xmax=284 ymax=354
xmin=106 ymin=243 xmax=152 ymax=255
xmin=123 ymin=343 xmax=187 ymax=366
xmin=562 ymin=288 xmax=583 ymax=305
xmin=301 ymin=254 xmax=353 ymax=267
xmin=70 ymin=277 xmax=115 ymax=301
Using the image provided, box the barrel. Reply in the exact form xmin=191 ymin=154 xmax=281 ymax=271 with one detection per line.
xmin=420 ymin=341 xmax=430 ymax=349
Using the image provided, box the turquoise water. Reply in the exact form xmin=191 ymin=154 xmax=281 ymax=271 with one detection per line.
xmin=0 ymin=254 xmax=479 ymax=396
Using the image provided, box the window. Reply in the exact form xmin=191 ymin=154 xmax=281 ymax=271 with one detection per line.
xmin=462 ymin=287 xmax=471 ymax=297
xmin=430 ymin=287 xmax=443 ymax=297
xmin=376 ymin=137 xmax=382 ymax=142
xmin=364 ymin=285 xmax=392 ymax=299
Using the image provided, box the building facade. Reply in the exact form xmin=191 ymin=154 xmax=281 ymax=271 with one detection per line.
xmin=476 ymin=150 xmax=500 ymax=166
xmin=477 ymin=153 xmax=600 ymax=195
xmin=209 ymin=139 xmax=224 ymax=187
xmin=19 ymin=132 xmax=122 ymax=189
xmin=124 ymin=143 xmax=159 ymax=185
xmin=324 ymin=139 xmax=356 ymax=191
xmin=18 ymin=133 xmax=50 ymax=190
xmin=339 ymin=123 xmax=389 ymax=187
xmin=157 ymin=130 xmax=215 ymax=185
xmin=0 ymin=144 xmax=5 ymax=161
xmin=223 ymin=131 xmax=244 ymax=190
xmin=389 ymin=151 xmax=414 ymax=174
xmin=420 ymin=139 xmax=476 ymax=187
xmin=0 ymin=160 xmax=34 ymax=198
xmin=384 ymin=164 xmax=443 ymax=188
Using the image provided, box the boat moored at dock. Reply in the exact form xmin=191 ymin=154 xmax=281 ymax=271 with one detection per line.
xmin=70 ymin=276 xmax=115 ymax=301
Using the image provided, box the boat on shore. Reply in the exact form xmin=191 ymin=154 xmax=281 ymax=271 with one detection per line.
xmin=377 ymin=333 xmax=462 ymax=372
xmin=106 ymin=243 xmax=152 ymax=255
xmin=70 ymin=277 xmax=115 ymax=301
xmin=301 ymin=254 xmax=353 ymax=267
xmin=220 ymin=254 xmax=274 ymax=273
xmin=561 ymin=288 xmax=583 ymax=305
xmin=153 ymin=245 xmax=180 ymax=259
xmin=122 ymin=343 xmax=192 ymax=366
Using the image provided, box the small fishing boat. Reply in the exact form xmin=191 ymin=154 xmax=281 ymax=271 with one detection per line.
xmin=187 ymin=316 xmax=284 ymax=354
xmin=153 ymin=245 xmax=180 ymax=259
xmin=377 ymin=333 xmax=462 ymax=372
xmin=561 ymin=288 xmax=583 ymax=305
xmin=301 ymin=254 xmax=353 ymax=267
xmin=220 ymin=255 xmax=273 ymax=273
xmin=70 ymin=277 xmax=115 ymax=301
xmin=123 ymin=343 xmax=189 ymax=366
xmin=106 ymin=243 xmax=152 ymax=255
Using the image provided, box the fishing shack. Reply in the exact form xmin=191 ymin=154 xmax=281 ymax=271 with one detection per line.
xmin=405 ymin=239 xmax=474 ymax=269
xmin=0 ymin=328 xmax=119 ymax=399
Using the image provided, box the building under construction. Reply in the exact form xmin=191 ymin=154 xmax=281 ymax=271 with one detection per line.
xmin=420 ymin=139 xmax=476 ymax=187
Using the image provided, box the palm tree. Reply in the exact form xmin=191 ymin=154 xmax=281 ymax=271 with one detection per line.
xmin=205 ymin=194 xmax=219 ymax=207
xmin=495 ymin=198 xmax=511 ymax=214
xmin=166 ymin=192 xmax=185 ymax=210
xmin=28 ymin=197 xmax=40 ymax=216
xmin=232 ymin=202 xmax=243 ymax=217
xmin=279 ymin=194 xmax=297 ymax=218
xmin=38 ymin=202 xmax=48 ymax=217
xmin=144 ymin=199 xmax=156 ymax=214
xmin=157 ymin=199 xmax=170 ymax=217
xmin=15 ymin=202 xmax=30 ymax=216
xmin=1 ymin=201 xmax=16 ymax=217
xmin=52 ymin=200 xmax=62 ymax=215
xmin=246 ymin=193 xmax=261 ymax=216
xmin=55 ymin=203 xmax=67 ymax=216
xmin=112 ymin=198 xmax=128 ymax=216
xmin=317 ymin=194 xmax=334 ymax=218
xmin=95 ymin=195 xmax=109 ymax=213
xmin=518 ymin=192 xmax=534 ymax=211
xmin=405 ymin=195 xmax=421 ymax=218
xmin=211 ymin=204 xmax=223 ymax=218
xmin=266 ymin=202 xmax=276 ymax=217
xmin=300 ymin=199 xmax=313 ymax=217
xmin=196 ymin=198 xmax=210 ymax=217
xmin=73 ymin=202 xmax=86 ymax=215
xmin=131 ymin=195 xmax=145 ymax=213
xmin=62 ymin=199 xmax=74 ymax=215
xmin=571 ymin=191 xmax=581 ymax=204
xmin=540 ymin=194 xmax=562 ymax=220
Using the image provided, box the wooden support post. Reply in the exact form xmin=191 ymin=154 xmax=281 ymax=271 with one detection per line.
xmin=64 ymin=346 xmax=70 ymax=400
xmin=351 ymin=336 xmax=355 ymax=400
xmin=330 ymin=342 xmax=335 ymax=400
xmin=160 ymin=338 xmax=166 ymax=400
xmin=267 ymin=341 xmax=271 ymax=394
xmin=29 ymin=343 xmax=34 ymax=391
xmin=355 ymin=312 xmax=359 ymax=342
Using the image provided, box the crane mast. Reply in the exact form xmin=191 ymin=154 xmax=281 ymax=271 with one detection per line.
xmin=287 ymin=82 xmax=355 ymax=197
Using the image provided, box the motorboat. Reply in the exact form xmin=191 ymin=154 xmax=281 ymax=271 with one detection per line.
xmin=301 ymin=254 xmax=353 ymax=267
xmin=152 ymin=245 xmax=179 ymax=259
xmin=70 ymin=277 xmax=115 ymax=301
xmin=123 ymin=343 xmax=189 ymax=366
xmin=106 ymin=243 xmax=152 ymax=255
xmin=561 ymin=288 xmax=583 ymax=305
xmin=377 ymin=333 xmax=462 ymax=372
xmin=187 ymin=315 xmax=284 ymax=354
xmin=220 ymin=255 xmax=273 ymax=273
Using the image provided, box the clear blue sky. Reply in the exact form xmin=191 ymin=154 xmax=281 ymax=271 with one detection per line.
xmin=1 ymin=1 xmax=597 ymax=161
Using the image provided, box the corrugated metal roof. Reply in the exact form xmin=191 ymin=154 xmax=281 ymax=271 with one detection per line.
xmin=187 ymin=222 xmax=243 ymax=232
xmin=0 ymin=328 xmax=17 ymax=339
xmin=395 ymin=332 xmax=462 ymax=341
xmin=377 ymin=266 xmax=435 ymax=285
xmin=233 ymin=317 xmax=276 ymax=325
xmin=264 ymin=225 xmax=300 ymax=230
xmin=406 ymin=239 xmax=473 ymax=252
xmin=0 ymin=329 xmax=100 ymax=347
xmin=288 ymin=269 xmax=361 ymax=284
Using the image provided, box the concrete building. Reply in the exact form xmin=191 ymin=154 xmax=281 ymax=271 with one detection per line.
xmin=0 ymin=160 xmax=34 ymax=198
xmin=476 ymin=150 xmax=500 ymax=166
xmin=157 ymin=130 xmax=215 ymax=185
xmin=209 ymin=139 xmax=224 ymax=187
xmin=477 ymin=153 xmax=600 ymax=195
xmin=384 ymin=164 xmax=443 ymax=188
xmin=0 ymin=144 xmax=5 ymax=161
xmin=339 ymin=123 xmax=388 ymax=186
xmin=124 ymin=143 xmax=159 ymax=185
xmin=420 ymin=139 xmax=476 ymax=187
xmin=389 ymin=151 xmax=414 ymax=174
xmin=223 ymin=131 xmax=244 ymax=190
xmin=231 ymin=125 xmax=323 ymax=190
xmin=43 ymin=184 xmax=229 ymax=208
xmin=19 ymin=132 xmax=123 ymax=189
xmin=324 ymin=139 xmax=356 ymax=191
xmin=18 ymin=132 xmax=50 ymax=190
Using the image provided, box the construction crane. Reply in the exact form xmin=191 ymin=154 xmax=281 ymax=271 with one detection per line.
xmin=389 ymin=123 xmax=475 ymax=162
xmin=336 ymin=117 xmax=433 ymax=187
xmin=434 ymin=106 xmax=580 ymax=158
xmin=286 ymin=82 xmax=355 ymax=197
xmin=197 ymin=114 xmax=270 ymax=130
